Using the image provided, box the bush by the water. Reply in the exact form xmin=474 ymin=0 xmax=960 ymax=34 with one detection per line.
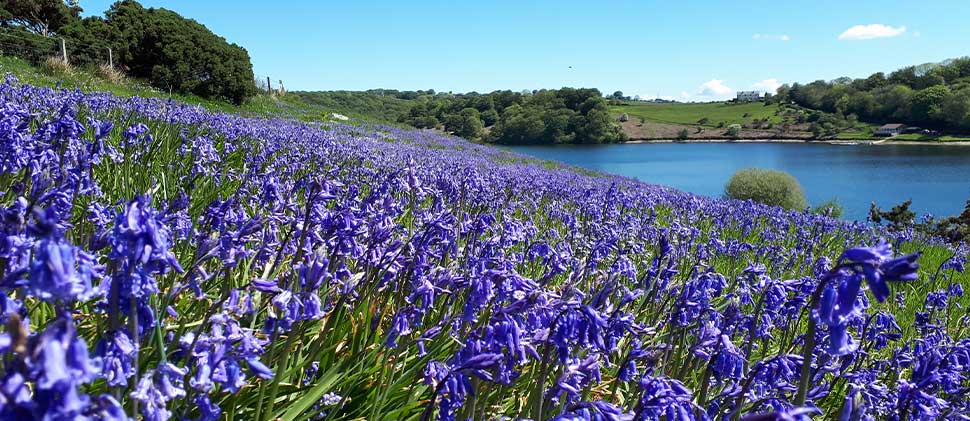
xmin=725 ymin=168 xmax=808 ymax=210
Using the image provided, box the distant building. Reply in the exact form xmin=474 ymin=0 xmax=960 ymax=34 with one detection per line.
xmin=736 ymin=91 xmax=763 ymax=102
xmin=874 ymin=123 xmax=906 ymax=136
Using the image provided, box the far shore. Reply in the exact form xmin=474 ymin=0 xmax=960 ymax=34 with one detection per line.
xmin=622 ymin=138 xmax=970 ymax=146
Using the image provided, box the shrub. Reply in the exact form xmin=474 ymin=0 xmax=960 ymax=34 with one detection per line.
xmin=697 ymin=117 xmax=710 ymax=125
xmin=618 ymin=113 xmax=629 ymax=122
xmin=725 ymin=168 xmax=808 ymax=210
xmin=676 ymin=128 xmax=689 ymax=140
xmin=812 ymin=198 xmax=844 ymax=218
xmin=726 ymin=124 xmax=742 ymax=138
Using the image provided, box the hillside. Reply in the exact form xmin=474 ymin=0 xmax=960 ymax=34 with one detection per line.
xmin=2 ymin=71 xmax=967 ymax=420
xmin=779 ymin=57 xmax=970 ymax=141
xmin=0 ymin=55 xmax=390 ymax=123
xmin=290 ymin=90 xmax=415 ymax=123
xmin=610 ymin=100 xmax=880 ymax=140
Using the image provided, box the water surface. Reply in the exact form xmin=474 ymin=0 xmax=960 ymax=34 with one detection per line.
xmin=509 ymin=142 xmax=970 ymax=221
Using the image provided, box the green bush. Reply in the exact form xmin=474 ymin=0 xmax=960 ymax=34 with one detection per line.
xmin=812 ymin=198 xmax=844 ymax=218
xmin=676 ymin=128 xmax=689 ymax=140
xmin=725 ymin=168 xmax=808 ymax=210
xmin=726 ymin=124 xmax=742 ymax=138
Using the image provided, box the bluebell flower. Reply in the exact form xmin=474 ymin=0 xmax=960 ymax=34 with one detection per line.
xmin=739 ymin=406 xmax=819 ymax=421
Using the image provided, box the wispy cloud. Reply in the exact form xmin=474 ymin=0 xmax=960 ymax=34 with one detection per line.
xmin=698 ymin=79 xmax=732 ymax=96
xmin=751 ymin=78 xmax=783 ymax=93
xmin=838 ymin=24 xmax=906 ymax=40
xmin=753 ymin=34 xmax=790 ymax=41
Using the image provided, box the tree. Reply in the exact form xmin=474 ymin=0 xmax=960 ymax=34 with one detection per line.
xmin=446 ymin=108 xmax=483 ymax=139
xmin=940 ymin=87 xmax=970 ymax=130
xmin=911 ymin=84 xmax=949 ymax=125
xmin=0 ymin=0 xmax=81 ymax=36
xmin=847 ymin=91 xmax=877 ymax=118
xmin=480 ymin=108 xmax=499 ymax=126
xmin=104 ymin=1 xmax=257 ymax=103
xmin=489 ymin=104 xmax=545 ymax=144
xmin=58 ymin=16 xmax=112 ymax=65
xmin=612 ymin=91 xmax=624 ymax=100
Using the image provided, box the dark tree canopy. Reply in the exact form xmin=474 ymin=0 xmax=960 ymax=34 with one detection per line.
xmin=1 ymin=0 xmax=257 ymax=103
xmin=103 ymin=1 xmax=256 ymax=103
xmin=400 ymin=87 xmax=625 ymax=144
xmin=0 ymin=0 xmax=81 ymax=36
xmin=780 ymin=57 xmax=970 ymax=133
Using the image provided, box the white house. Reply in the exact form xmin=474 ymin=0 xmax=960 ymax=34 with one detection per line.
xmin=874 ymin=123 xmax=906 ymax=136
xmin=736 ymin=91 xmax=763 ymax=102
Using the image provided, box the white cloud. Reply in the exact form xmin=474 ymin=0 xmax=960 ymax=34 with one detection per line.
xmin=698 ymin=79 xmax=732 ymax=96
xmin=751 ymin=78 xmax=783 ymax=93
xmin=753 ymin=33 xmax=790 ymax=41
xmin=838 ymin=24 xmax=906 ymax=40
xmin=680 ymin=91 xmax=690 ymax=99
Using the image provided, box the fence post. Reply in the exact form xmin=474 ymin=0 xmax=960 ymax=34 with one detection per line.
xmin=266 ymin=76 xmax=271 ymax=94
xmin=108 ymin=47 xmax=113 ymax=68
xmin=60 ymin=38 xmax=67 ymax=63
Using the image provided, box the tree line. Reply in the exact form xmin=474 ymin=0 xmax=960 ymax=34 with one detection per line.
xmin=777 ymin=57 xmax=970 ymax=132
xmin=400 ymin=88 xmax=626 ymax=144
xmin=0 ymin=0 xmax=256 ymax=104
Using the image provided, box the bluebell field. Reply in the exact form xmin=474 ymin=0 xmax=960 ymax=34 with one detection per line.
xmin=0 ymin=73 xmax=968 ymax=420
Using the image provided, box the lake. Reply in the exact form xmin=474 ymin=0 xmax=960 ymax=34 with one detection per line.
xmin=509 ymin=142 xmax=970 ymax=221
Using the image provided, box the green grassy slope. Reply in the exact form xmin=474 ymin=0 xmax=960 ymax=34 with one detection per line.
xmin=611 ymin=100 xmax=970 ymax=142
xmin=0 ymin=55 xmax=409 ymax=124
xmin=611 ymin=101 xmax=786 ymax=126
xmin=290 ymin=91 xmax=414 ymax=124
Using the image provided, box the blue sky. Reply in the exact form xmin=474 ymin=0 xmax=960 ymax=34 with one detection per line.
xmin=81 ymin=1 xmax=970 ymax=100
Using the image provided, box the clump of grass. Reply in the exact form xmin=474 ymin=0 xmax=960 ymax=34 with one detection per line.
xmin=41 ymin=56 xmax=72 ymax=75
xmin=95 ymin=63 xmax=126 ymax=83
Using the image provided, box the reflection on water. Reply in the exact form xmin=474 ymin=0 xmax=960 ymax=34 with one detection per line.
xmin=509 ymin=142 xmax=970 ymax=221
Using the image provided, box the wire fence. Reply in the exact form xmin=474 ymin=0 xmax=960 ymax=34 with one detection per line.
xmin=0 ymin=30 xmax=115 ymax=68
xmin=254 ymin=73 xmax=286 ymax=96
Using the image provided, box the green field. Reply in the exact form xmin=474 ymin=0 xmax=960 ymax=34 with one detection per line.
xmin=610 ymin=101 xmax=786 ymax=127
xmin=893 ymin=133 xmax=970 ymax=142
